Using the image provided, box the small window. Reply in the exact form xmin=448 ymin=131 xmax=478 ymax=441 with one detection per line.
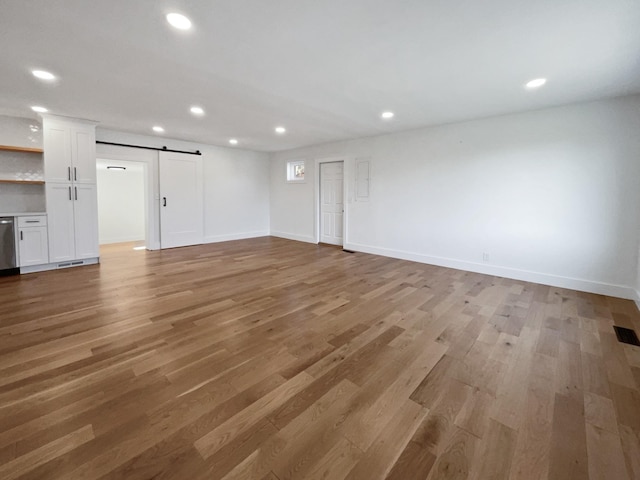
xmin=287 ymin=160 xmax=305 ymax=182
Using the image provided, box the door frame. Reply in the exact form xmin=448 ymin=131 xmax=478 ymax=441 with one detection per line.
xmin=314 ymin=156 xmax=350 ymax=245
xmin=95 ymin=146 xmax=160 ymax=250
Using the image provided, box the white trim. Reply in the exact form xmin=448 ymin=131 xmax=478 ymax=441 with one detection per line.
xmin=204 ymin=231 xmax=269 ymax=243
xmin=271 ymin=231 xmax=316 ymax=244
xmin=634 ymin=289 xmax=640 ymax=311
xmin=344 ymin=241 xmax=638 ymax=301
xmin=96 ymin=147 xmax=160 ymax=250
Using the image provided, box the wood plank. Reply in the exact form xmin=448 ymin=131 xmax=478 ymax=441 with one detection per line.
xmin=344 ymin=398 xmax=428 ymax=480
xmin=385 ymin=440 xmax=436 ymax=480
xmin=0 ymin=179 xmax=45 ymax=185
xmin=547 ymin=393 xmax=589 ymax=480
xmin=0 ymin=238 xmax=637 ymax=479
xmin=468 ymin=419 xmax=516 ymax=480
xmin=585 ymin=423 xmax=630 ymax=480
xmin=0 ymin=144 xmax=43 ymax=153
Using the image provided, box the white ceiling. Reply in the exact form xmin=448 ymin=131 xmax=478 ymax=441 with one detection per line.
xmin=1 ymin=0 xmax=639 ymax=152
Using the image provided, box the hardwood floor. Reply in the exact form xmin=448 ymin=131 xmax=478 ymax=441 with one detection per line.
xmin=0 ymin=236 xmax=639 ymax=479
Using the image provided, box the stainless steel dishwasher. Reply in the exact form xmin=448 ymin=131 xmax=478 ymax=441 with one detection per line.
xmin=0 ymin=217 xmax=18 ymax=276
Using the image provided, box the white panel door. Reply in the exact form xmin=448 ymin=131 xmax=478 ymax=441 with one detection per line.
xmin=46 ymin=183 xmax=76 ymax=262
xmin=159 ymin=151 xmax=204 ymax=249
xmin=320 ymin=162 xmax=344 ymax=245
xmin=73 ymin=183 xmax=100 ymax=259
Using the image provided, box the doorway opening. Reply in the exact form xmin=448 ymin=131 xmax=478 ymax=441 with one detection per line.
xmin=96 ymin=158 xmax=149 ymax=250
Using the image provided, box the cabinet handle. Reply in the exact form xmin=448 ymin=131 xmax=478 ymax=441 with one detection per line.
xmin=75 ymin=186 xmax=78 ymax=200
xmin=163 ymin=197 xmax=167 ymax=207
xmin=68 ymin=186 xmax=72 ymax=200
xmin=68 ymin=166 xmax=71 ymax=181
xmin=25 ymin=220 xmax=38 ymax=223
xmin=74 ymin=167 xmax=77 ymax=181
xmin=20 ymin=231 xmax=23 ymax=241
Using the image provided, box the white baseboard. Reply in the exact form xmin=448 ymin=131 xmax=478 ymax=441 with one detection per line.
xmin=270 ymin=231 xmax=316 ymax=244
xmin=20 ymin=257 xmax=100 ymax=274
xmin=344 ymin=242 xmax=638 ymax=301
xmin=204 ymin=230 xmax=270 ymax=244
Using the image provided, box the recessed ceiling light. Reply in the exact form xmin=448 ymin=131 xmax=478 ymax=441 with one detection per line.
xmin=190 ymin=106 xmax=204 ymax=115
xmin=31 ymin=106 xmax=48 ymax=113
xmin=166 ymin=13 xmax=192 ymax=30
xmin=525 ymin=78 xmax=547 ymax=89
xmin=381 ymin=111 xmax=395 ymax=119
xmin=229 ymin=139 xmax=238 ymax=145
xmin=32 ymin=70 xmax=56 ymax=81
xmin=152 ymin=126 xmax=164 ymax=133
xmin=275 ymin=126 xmax=286 ymax=134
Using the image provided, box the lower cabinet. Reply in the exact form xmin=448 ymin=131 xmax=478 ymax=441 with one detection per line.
xmin=17 ymin=216 xmax=49 ymax=267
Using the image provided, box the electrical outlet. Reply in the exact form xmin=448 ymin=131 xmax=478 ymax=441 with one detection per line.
xmin=483 ymin=253 xmax=490 ymax=262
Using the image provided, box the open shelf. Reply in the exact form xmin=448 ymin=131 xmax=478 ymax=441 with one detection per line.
xmin=0 ymin=179 xmax=45 ymax=185
xmin=0 ymin=145 xmax=44 ymax=154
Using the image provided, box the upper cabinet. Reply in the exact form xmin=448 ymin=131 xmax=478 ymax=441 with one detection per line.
xmin=43 ymin=117 xmax=97 ymax=184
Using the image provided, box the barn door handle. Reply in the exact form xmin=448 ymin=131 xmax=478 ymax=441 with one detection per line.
xmin=162 ymin=197 xmax=167 ymax=207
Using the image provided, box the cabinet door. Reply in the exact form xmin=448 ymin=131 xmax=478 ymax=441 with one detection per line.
xmin=46 ymin=183 xmax=76 ymax=262
xmin=71 ymin=125 xmax=97 ymax=184
xmin=73 ymin=183 xmax=99 ymax=259
xmin=19 ymin=227 xmax=49 ymax=266
xmin=43 ymin=124 xmax=72 ymax=183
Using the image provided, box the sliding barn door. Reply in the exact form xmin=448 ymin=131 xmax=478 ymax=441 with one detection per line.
xmin=159 ymin=151 xmax=204 ymax=249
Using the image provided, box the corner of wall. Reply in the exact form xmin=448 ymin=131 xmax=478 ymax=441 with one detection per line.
xmin=271 ymin=231 xmax=316 ymax=244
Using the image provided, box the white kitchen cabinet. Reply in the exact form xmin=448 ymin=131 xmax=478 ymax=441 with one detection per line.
xmin=46 ymin=180 xmax=99 ymax=262
xmin=43 ymin=115 xmax=99 ymax=265
xmin=17 ymin=216 xmax=49 ymax=267
xmin=72 ymin=184 xmax=99 ymax=259
xmin=46 ymin=183 xmax=76 ymax=262
xmin=43 ymin=117 xmax=97 ymax=184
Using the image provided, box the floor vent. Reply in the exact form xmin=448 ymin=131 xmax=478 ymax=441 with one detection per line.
xmin=613 ymin=326 xmax=640 ymax=347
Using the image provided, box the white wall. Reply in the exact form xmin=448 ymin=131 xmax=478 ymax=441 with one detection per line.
xmin=270 ymin=95 xmax=640 ymax=300
xmin=96 ymin=129 xmax=270 ymax=246
xmin=96 ymin=159 xmax=146 ymax=244
xmin=0 ymin=115 xmax=45 ymax=213
xmin=0 ymin=115 xmax=42 ymax=148
xmin=636 ymin=241 xmax=640 ymax=307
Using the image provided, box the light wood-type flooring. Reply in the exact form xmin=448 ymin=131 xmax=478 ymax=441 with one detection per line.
xmin=1 ymin=237 xmax=639 ymax=480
